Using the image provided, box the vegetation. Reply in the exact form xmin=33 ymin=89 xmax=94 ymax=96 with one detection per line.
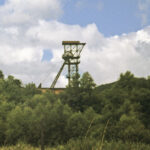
xmin=0 ymin=70 xmax=150 ymax=150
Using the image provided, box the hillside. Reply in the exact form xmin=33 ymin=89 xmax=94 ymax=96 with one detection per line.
xmin=0 ymin=70 xmax=150 ymax=150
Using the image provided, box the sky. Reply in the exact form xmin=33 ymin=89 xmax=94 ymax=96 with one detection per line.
xmin=0 ymin=0 xmax=150 ymax=87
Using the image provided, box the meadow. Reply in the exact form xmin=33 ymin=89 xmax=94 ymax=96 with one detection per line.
xmin=1 ymin=141 xmax=150 ymax=150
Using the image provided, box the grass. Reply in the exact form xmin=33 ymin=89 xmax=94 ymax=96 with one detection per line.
xmin=1 ymin=141 xmax=150 ymax=150
xmin=0 ymin=143 xmax=40 ymax=150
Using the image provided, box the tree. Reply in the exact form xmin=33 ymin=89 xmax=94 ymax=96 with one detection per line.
xmin=80 ymin=72 xmax=96 ymax=92
xmin=61 ymin=72 xmax=96 ymax=112
xmin=117 ymin=71 xmax=135 ymax=90
xmin=117 ymin=114 xmax=150 ymax=142
xmin=70 ymin=73 xmax=80 ymax=88
xmin=0 ymin=70 xmax=4 ymax=79
xmin=24 ymin=94 xmax=72 ymax=149
xmin=3 ymin=75 xmax=24 ymax=103
xmin=0 ymin=101 xmax=14 ymax=145
xmin=6 ymin=106 xmax=27 ymax=144
xmin=131 ymin=88 xmax=150 ymax=128
xmin=24 ymin=83 xmax=41 ymax=98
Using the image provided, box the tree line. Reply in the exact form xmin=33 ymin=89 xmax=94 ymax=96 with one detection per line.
xmin=0 ymin=70 xmax=150 ymax=150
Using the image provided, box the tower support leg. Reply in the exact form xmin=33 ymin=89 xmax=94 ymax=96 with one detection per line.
xmin=68 ymin=62 xmax=71 ymax=87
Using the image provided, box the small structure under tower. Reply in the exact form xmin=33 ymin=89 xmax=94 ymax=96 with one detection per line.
xmin=50 ymin=41 xmax=86 ymax=88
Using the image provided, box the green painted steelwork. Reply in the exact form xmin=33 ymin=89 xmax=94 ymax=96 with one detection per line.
xmin=50 ymin=41 xmax=86 ymax=88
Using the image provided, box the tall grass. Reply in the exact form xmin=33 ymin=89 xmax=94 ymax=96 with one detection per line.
xmin=63 ymin=140 xmax=150 ymax=150
xmin=98 ymin=119 xmax=110 ymax=150
xmin=1 ymin=141 xmax=150 ymax=150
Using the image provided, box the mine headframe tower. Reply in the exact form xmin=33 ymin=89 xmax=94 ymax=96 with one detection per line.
xmin=50 ymin=41 xmax=86 ymax=88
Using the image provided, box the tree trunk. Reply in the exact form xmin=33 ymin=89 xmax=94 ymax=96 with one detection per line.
xmin=41 ymin=128 xmax=45 ymax=150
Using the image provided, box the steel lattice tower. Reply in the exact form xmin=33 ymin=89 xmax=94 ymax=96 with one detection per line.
xmin=50 ymin=41 xmax=86 ymax=88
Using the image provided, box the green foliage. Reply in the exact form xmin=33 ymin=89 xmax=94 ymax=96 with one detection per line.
xmin=0 ymin=101 xmax=15 ymax=145
xmin=80 ymin=72 xmax=96 ymax=91
xmin=61 ymin=72 xmax=97 ymax=112
xmin=0 ymin=70 xmax=4 ymax=79
xmin=24 ymin=83 xmax=41 ymax=98
xmin=118 ymin=71 xmax=135 ymax=90
xmin=0 ymin=69 xmax=150 ymax=149
xmin=6 ymin=106 xmax=29 ymax=144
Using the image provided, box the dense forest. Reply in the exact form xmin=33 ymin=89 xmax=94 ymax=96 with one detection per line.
xmin=0 ymin=70 xmax=150 ymax=150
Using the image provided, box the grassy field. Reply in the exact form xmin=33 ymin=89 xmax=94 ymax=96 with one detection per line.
xmin=1 ymin=141 xmax=150 ymax=150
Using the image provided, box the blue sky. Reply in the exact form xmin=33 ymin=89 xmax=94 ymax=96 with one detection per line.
xmin=60 ymin=0 xmax=149 ymax=36
xmin=42 ymin=50 xmax=53 ymax=62
xmin=0 ymin=0 xmax=5 ymax=5
xmin=0 ymin=0 xmax=149 ymax=36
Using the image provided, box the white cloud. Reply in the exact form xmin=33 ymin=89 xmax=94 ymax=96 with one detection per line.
xmin=1 ymin=19 xmax=150 ymax=87
xmin=0 ymin=0 xmax=63 ymax=26
xmin=0 ymin=0 xmax=150 ymax=88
